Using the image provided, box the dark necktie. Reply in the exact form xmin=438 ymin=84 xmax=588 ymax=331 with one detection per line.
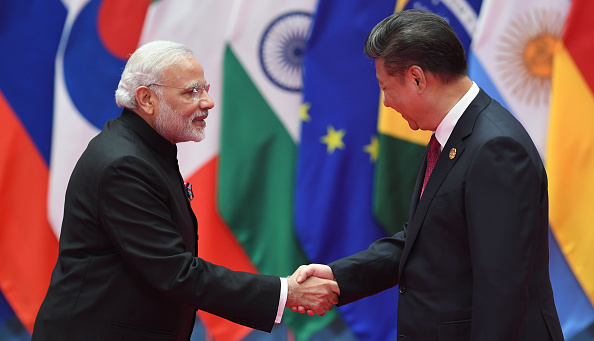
xmin=421 ymin=134 xmax=440 ymax=198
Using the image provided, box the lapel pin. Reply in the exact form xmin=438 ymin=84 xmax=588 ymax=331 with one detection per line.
xmin=449 ymin=148 xmax=457 ymax=159
xmin=185 ymin=182 xmax=194 ymax=201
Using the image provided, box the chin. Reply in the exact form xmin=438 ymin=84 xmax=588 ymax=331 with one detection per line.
xmin=406 ymin=122 xmax=418 ymax=131
xmin=176 ymin=132 xmax=205 ymax=144
xmin=188 ymin=126 xmax=205 ymax=142
xmin=194 ymin=132 xmax=206 ymax=142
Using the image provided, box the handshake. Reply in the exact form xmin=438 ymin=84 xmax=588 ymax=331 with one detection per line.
xmin=285 ymin=264 xmax=339 ymax=316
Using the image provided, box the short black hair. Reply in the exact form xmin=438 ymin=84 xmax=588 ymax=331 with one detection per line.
xmin=364 ymin=9 xmax=467 ymax=83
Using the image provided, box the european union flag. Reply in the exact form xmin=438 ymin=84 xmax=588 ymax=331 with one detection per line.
xmin=295 ymin=1 xmax=398 ymax=340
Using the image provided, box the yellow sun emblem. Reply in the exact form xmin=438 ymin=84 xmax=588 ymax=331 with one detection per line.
xmin=497 ymin=9 xmax=564 ymax=106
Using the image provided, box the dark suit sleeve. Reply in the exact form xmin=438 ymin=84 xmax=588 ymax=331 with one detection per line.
xmin=329 ymin=229 xmax=405 ymax=305
xmin=466 ymin=136 xmax=544 ymax=340
xmin=97 ymin=155 xmax=280 ymax=332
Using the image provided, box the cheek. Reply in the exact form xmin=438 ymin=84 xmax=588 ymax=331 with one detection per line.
xmin=383 ymin=91 xmax=397 ymax=108
xmin=176 ymin=103 xmax=197 ymax=116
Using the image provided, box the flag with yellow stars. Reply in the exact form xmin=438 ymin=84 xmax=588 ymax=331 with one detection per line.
xmin=217 ymin=0 xmax=340 ymax=339
xmin=295 ymin=1 xmax=399 ymax=340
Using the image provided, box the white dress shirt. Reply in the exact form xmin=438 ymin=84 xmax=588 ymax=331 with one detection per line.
xmin=276 ymin=278 xmax=288 ymax=323
xmin=434 ymin=82 xmax=480 ymax=149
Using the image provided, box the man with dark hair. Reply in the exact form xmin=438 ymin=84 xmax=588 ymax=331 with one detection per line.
xmin=364 ymin=9 xmax=468 ymax=83
xmin=32 ymin=40 xmax=338 ymax=341
xmin=295 ymin=10 xmax=564 ymax=340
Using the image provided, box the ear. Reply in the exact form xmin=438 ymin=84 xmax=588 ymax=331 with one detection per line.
xmin=407 ymin=65 xmax=427 ymax=94
xmin=135 ymin=86 xmax=156 ymax=115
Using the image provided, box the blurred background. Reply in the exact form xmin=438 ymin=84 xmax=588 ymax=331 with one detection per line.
xmin=1 ymin=0 xmax=593 ymax=340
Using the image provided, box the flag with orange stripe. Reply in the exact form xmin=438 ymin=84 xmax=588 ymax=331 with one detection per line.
xmin=0 ymin=0 xmax=64 ymax=333
xmin=548 ymin=0 xmax=594 ymax=308
xmin=0 ymin=92 xmax=58 ymax=333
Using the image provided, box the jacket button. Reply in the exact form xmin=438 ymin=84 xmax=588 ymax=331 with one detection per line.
xmin=399 ymin=285 xmax=406 ymax=294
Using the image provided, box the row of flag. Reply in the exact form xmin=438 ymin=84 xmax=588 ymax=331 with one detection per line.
xmin=0 ymin=0 xmax=593 ymax=340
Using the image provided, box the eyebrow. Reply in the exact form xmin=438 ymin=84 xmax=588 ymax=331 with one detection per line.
xmin=188 ymin=81 xmax=208 ymax=88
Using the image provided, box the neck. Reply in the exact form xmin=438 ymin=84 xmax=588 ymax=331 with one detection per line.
xmin=429 ymin=76 xmax=472 ymax=130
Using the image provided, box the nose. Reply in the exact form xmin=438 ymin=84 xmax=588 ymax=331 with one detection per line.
xmin=199 ymin=91 xmax=215 ymax=110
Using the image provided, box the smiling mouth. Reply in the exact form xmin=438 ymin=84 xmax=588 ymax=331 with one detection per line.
xmin=193 ymin=113 xmax=208 ymax=122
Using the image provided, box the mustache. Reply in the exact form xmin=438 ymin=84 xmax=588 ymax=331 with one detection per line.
xmin=192 ymin=110 xmax=208 ymax=120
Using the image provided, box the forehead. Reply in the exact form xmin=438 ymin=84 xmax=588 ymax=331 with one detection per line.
xmin=162 ymin=57 xmax=205 ymax=85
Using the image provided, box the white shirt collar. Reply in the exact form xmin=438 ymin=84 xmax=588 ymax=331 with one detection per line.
xmin=434 ymin=82 xmax=479 ymax=151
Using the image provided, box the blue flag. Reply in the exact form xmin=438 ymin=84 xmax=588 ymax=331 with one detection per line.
xmin=403 ymin=0 xmax=482 ymax=57
xmin=0 ymin=0 xmax=66 ymax=337
xmin=295 ymin=1 xmax=399 ymax=340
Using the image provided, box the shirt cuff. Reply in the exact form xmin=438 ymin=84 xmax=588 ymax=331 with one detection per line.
xmin=276 ymin=277 xmax=288 ymax=323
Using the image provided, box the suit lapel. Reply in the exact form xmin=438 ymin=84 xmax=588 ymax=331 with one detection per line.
xmin=398 ymin=89 xmax=492 ymax=277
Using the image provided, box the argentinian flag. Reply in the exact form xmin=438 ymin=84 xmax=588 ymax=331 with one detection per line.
xmin=468 ymin=0 xmax=594 ymax=338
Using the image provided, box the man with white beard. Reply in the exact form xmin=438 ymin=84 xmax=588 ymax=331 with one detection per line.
xmin=32 ymin=41 xmax=339 ymax=341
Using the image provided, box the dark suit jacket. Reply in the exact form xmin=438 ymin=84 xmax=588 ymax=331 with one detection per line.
xmin=330 ymin=89 xmax=564 ymax=341
xmin=32 ymin=109 xmax=280 ymax=341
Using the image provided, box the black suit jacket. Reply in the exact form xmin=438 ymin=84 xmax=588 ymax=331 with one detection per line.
xmin=33 ymin=109 xmax=280 ymax=341
xmin=330 ymin=89 xmax=564 ymax=341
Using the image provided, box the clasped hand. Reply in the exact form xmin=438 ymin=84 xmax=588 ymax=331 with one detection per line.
xmin=285 ymin=264 xmax=338 ymax=316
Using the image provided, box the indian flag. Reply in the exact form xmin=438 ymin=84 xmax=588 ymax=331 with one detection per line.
xmin=218 ymin=0 xmax=338 ymax=339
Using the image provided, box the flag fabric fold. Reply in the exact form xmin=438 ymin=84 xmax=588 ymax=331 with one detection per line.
xmin=548 ymin=0 xmax=594 ymax=337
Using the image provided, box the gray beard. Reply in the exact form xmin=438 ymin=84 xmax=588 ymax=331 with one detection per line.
xmin=154 ymin=100 xmax=205 ymax=144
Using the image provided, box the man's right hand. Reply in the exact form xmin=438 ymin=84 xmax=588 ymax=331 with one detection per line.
xmin=285 ymin=265 xmax=339 ymax=316
xmin=287 ymin=264 xmax=338 ymax=315
xmin=296 ymin=264 xmax=334 ymax=283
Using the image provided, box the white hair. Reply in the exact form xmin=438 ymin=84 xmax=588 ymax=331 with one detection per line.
xmin=115 ymin=41 xmax=194 ymax=109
